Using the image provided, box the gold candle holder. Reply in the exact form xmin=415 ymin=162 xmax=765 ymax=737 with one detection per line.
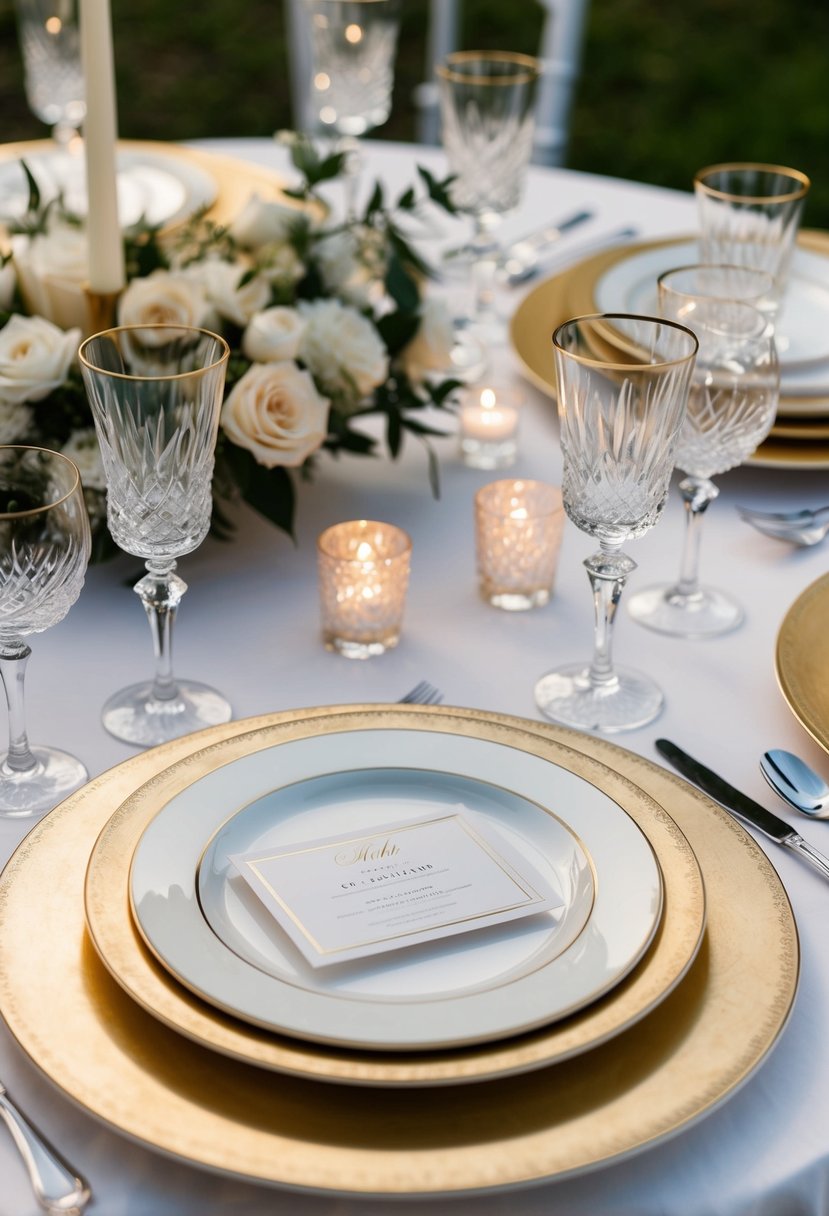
xmin=84 ymin=286 xmax=121 ymax=336
xmin=475 ymin=479 xmax=565 ymax=611
xmin=317 ymin=520 xmax=412 ymax=659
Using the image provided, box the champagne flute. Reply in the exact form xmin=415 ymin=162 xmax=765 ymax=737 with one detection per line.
xmin=534 ymin=314 xmax=697 ymax=733
xmin=79 ymin=325 xmax=231 ymax=748
xmin=437 ymin=50 xmax=541 ymax=374
xmin=628 ymin=289 xmax=779 ymax=637
xmin=304 ymin=0 xmax=401 ymax=218
xmin=0 ymin=445 xmax=90 ymax=816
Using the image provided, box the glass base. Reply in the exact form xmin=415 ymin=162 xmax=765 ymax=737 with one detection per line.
xmin=102 ymin=680 xmax=232 ymax=748
xmin=482 ymin=586 xmax=550 ymax=612
xmin=627 ymin=583 xmax=744 ymax=638
xmin=0 ymin=746 xmax=88 ymax=817
xmin=535 ymin=662 xmax=664 ymax=734
xmin=323 ymin=632 xmax=399 ymax=660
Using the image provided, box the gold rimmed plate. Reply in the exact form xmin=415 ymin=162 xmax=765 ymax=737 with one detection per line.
xmin=776 ymin=573 xmax=829 ymax=753
xmin=0 ymin=706 xmax=796 ymax=1195
xmin=84 ymin=708 xmax=703 ymax=1081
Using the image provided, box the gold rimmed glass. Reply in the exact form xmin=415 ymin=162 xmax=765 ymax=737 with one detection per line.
xmin=437 ymin=50 xmax=541 ymax=375
xmin=535 ymin=314 xmax=697 ymax=733
xmin=79 ymin=324 xmax=231 ymax=748
xmin=694 ymin=163 xmax=810 ymax=303
xmin=0 ymin=445 xmax=90 ymax=816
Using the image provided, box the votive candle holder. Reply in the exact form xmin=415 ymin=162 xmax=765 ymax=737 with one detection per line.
xmin=459 ymin=384 xmax=523 ymax=469
xmin=317 ymin=520 xmax=412 ymax=658
xmin=475 ymin=479 xmax=565 ymax=611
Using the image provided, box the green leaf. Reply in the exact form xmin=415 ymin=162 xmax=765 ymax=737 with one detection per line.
xmin=364 ymin=180 xmax=384 ymax=217
xmin=402 ymin=416 xmax=452 ymax=439
xmin=426 ymin=442 xmax=441 ymax=499
xmin=20 ymin=160 xmax=40 ymax=214
xmin=376 ymin=309 xmax=420 ymax=355
xmin=428 ymin=377 xmax=463 ymax=407
xmin=396 ymin=186 xmax=416 ymax=211
xmin=222 ymin=444 xmax=297 ymax=540
xmin=384 ymin=254 xmax=420 ymax=313
xmin=386 ymin=408 xmax=402 ymax=458
xmin=416 ymin=166 xmax=458 ymax=214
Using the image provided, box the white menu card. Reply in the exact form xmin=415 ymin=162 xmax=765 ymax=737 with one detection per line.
xmin=231 ymin=811 xmax=564 ymax=968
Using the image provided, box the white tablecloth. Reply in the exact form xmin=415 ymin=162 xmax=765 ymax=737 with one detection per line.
xmin=0 ymin=138 xmax=827 ymax=1216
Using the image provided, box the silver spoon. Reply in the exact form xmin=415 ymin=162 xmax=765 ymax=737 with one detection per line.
xmin=737 ymin=504 xmax=829 ymax=547
xmin=760 ymin=748 xmax=829 ymax=819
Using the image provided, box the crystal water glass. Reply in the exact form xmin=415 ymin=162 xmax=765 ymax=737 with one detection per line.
xmin=79 ymin=325 xmax=231 ymax=748
xmin=0 ymin=446 xmax=90 ymax=816
xmin=534 ymin=314 xmax=697 ymax=733
xmin=437 ymin=51 xmax=541 ymax=372
xmin=694 ymin=163 xmax=810 ymax=304
xmin=304 ymin=0 xmax=401 ymax=216
xmin=629 ymin=293 xmax=779 ymax=638
xmin=14 ymin=0 xmax=85 ymax=150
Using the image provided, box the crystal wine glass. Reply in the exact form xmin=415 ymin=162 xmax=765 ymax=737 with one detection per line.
xmin=14 ymin=0 xmax=85 ymax=151
xmin=304 ymin=0 xmax=401 ymax=218
xmin=79 ymin=325 xmax=231 ymax=748
xmin=628 ymin=290 xmax=779 ymax=638
xmin=437 ymin=50 xmax=541 ymax=375
xmin=0 ymin=445 xmax=90 ymax=816
xmin=534 ymin=314 xmax=697 ymax=733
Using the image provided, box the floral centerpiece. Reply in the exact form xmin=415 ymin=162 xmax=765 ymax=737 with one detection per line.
xmin=0 ymin=138 xmax=460 ymax=559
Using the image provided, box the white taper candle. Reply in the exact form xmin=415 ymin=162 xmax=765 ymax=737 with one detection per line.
xmin=79 ymin=0 xmax=125 ymax=293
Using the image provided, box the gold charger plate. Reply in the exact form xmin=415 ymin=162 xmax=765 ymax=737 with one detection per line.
xmin=0 ymin=706 xmax=798 ymax=1196
xmin=0 ymin=138 xmax=300 ymax=231
xmin=776 ymin=573 xmax=829 ymax=753
xmin=84 ymin=708 xmax=705 ymax=1087
xmin=509 ymin=230 xmax=829 ymax=470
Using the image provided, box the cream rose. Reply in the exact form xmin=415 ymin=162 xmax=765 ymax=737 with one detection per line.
xmin=230 ymin=193 xmax=301 ymax=249
xmin=61 ymin=427 xmax=107 ymax=492
xmin=399 ymin=297 xmax=454 ymax=381
xmin=117 ymin=270 xmax=212 ymax=344
xmin=190 ymin=259 xmax=271 ymax=328
xmin=12 ymin=221 xmax=89 ymax=331
xmin=0 ymin=315 xmax=81 ymax=405
xmin=242 ymin=307 xmax=306 ymax=363
xmin=221 ymin=361 xmax=330 ymax=468
xmin=298 ymin=298 xmax=388 ymax=405
xmin=316 ymin=226 xmax=386 ymax=307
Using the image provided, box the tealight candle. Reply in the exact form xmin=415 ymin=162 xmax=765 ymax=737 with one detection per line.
xmin=317 ymin=520 xmax=412 ymax=658
xmin=459 ymin=385 xmax=523 ymax=469
xmin=475 ymin=480 xmax=565 ymax=611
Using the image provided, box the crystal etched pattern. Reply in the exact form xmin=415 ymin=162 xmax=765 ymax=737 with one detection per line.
xmin=307 ymin=0 xmax=399 ymax=136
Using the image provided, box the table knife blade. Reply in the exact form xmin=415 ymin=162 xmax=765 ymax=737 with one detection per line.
xmin=655 ymin=738 xmax=829 ymax=883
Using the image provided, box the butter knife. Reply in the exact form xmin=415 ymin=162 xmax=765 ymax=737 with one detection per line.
xmin=656 ymin=738 xmax=829 ymax=882
xmin=0 ymin=1080 xmax=90 ymax=1213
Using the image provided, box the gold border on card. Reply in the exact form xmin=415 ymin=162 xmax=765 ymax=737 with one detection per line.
xmin=776 ymin=573 xmax=829 ymax=754
xmin=0 ymin=708 xmax=797 ymax=1195
xmin=87 ymin=710 xmax=697 ymax=1083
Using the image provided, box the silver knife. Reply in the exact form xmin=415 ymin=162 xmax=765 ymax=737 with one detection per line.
xmin=656 ymin=738 xmax=829 ymax=882
xmin=505 ymin=225 xmax=639 ymax=286
xmin=499 ymin=208 xmax=594 ymax=276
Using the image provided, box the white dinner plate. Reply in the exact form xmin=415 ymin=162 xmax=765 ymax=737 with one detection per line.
xmin=130 ymin=728 xmax=663 ymax=1052
xmin=594 ymin=238 xmax=829 ymax=388
xmin=0 ymin=145 xmax=216 ymax=230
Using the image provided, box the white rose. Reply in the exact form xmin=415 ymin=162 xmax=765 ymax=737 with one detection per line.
xmin=256 ymin=241 xmax=305 ymax=288
xmin=298 ymin=298 xmax=388 ymax=405
xmin=316 ymin=226 xmax=386 ymax=306
xmin=117 ymin=270 xmax=212 ymax=344
xmin=399 ymin=297 xmax=455 ymax=381
xmin=61 ymin=427 xmax=106 ymax=491
xmin=221 ymin=361 xmax=330 ymax=468
xmin=189 ymin=259 xmax=271 ymax=328
xmin=12 ymin=221 xmax=89 ymax=330
xmin=230 ymin=193 xmax=300 ymax=249
xmin=0 ymin=399 xmax=33 ymax=443
xmin=242 ymin=307 xmax=306 ymax=363
xmin=0 ymin=315 xmax=80 ymax=405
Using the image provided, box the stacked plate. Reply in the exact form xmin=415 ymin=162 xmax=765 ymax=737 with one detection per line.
xmin=0 ymin=706 xmax=798 ymax=1196
xmin=510 ymin=230 xmax=829 ymax=469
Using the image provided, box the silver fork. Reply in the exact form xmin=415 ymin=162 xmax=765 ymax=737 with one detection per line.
xmin=736 ymin=503 xmax=829 ymax=546
xmin=0 ymin=1080 xmax=90 ymax=1213
xmin=399 ymin=680 xmax=443 ymax=706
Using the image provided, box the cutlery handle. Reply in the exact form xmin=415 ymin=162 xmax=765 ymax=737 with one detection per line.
xmin=0 ymin=1090 xmax=90 ymax=1212
xmin=785 ymin=834 xmax=829 ymax=882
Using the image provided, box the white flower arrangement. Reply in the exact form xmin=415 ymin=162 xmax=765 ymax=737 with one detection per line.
xmin=0 ymin=138 xmax=460 ymax=557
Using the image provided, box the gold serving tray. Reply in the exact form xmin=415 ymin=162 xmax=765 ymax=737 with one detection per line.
xmin=84 ymin=708 xmax=706 ymax=1087
xmin=776 ymin=573 xmax=829 ymax=753
xmin=0 ymin=706 xmax=798 ymax=1196
xmin=509 ymin=230 xmax=829 ymax=469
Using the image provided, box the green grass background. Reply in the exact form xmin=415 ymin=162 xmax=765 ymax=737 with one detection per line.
xmin=0 ymin=0 xmax=826 ymax=224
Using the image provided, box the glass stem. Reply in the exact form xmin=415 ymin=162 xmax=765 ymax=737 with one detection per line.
xmin=0 ymin=642 xmax=37 ymax=773
xmin=338 ymin=135 xmax=364 ymax=222
xmin=471 ymin=214 xmax=500 ymax=326
xmin=135 ymin=560 xmax=187 ymax=703
xmin=585 ymin=542 xmax=637 ymax=690
xmin=673 ymin=476 xmax=719 ymax=601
